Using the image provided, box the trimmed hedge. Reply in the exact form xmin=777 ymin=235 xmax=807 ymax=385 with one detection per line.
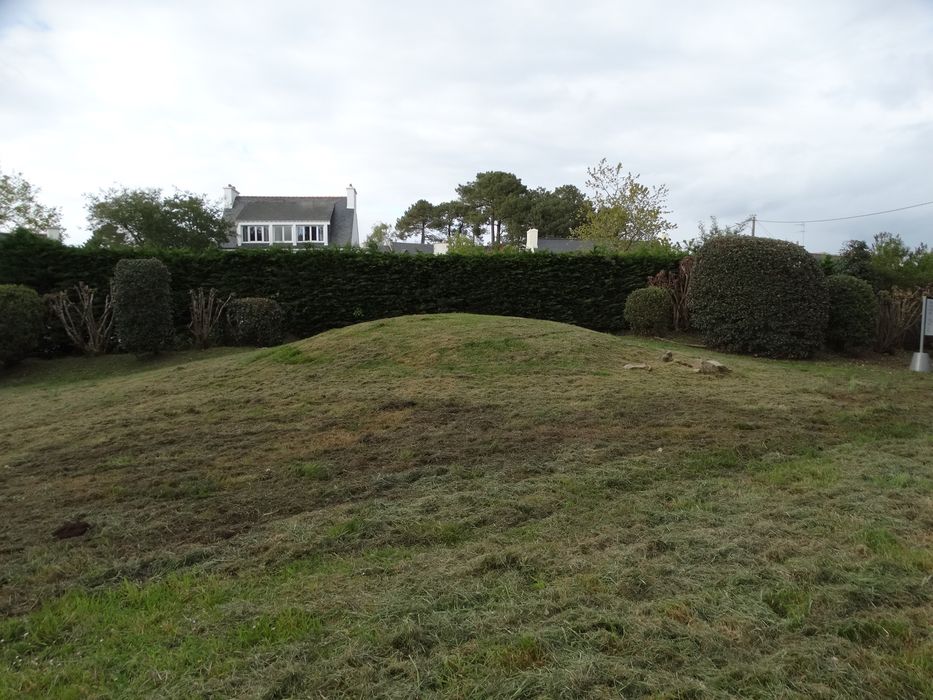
xmin=825 ymin=274 xmax=877 ymax=353
xmin=624 ymin=287 xmax=673 ymax=335
xmin=113 ymin=258 xmax=174 ymax=354
xmin=228 ymin=298 xmax=285 ymax=346
xmin=0 ymin=284 xmax=44 ymax=365
xmin=0 ymin=232 xmax=679 ymax=338
xmin=688 ymin=237 xmax=828 ymax=359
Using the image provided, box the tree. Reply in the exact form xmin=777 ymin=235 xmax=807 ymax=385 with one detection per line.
xmin=521 ymin=185 xmax=590 ymax=240
xmin=573 ymin=159 xmax=676 ymax=251
xmin=396 ymin=199 xmax=436 ymax=244
xmin=0 ymin=167 xmax=62 ymax=232
xmin=696 ymin=215 xmax=752 ymax=239
xmin=456 ymin=171 xmax=528 ymax=246
xmin=837 ymin=239 xmax=874 ymax=284
xmin=366 ymin=221 xmax=396 ymax=250
xmin=84 ymin=187 xmax=230 ymax=250
xmin=430 ymin=200 xmax=476 ymax=240
xmin=869 ymin=232 xmax=933 ymax=290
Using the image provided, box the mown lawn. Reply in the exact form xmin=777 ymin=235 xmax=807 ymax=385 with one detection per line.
xmin=0 ymin=314 xmax=931 ymax=698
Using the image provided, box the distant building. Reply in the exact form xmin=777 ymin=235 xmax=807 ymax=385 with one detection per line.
xmin=221 ymin=184 xmax=359 ymax=248
xmin=524 ymin=229 xmax=594 ymax=253
xmin=381 ymin=229 xmax=593 ymax=255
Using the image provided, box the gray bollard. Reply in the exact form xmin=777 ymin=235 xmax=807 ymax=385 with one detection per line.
xmin=910 ymin=352 xmax=930 ymax=373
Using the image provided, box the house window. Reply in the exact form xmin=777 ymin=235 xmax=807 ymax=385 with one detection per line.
xmin=242 ymin=225 xmax=269 ymax=243
xmin=296 ymin=225 xmax=325 ymax=243
xmin=273 ymin=224 xmax=293 ymax=243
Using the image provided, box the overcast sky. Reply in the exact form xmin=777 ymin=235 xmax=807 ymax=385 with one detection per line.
xmin=1 ymin=0 xmax=931 ymax=251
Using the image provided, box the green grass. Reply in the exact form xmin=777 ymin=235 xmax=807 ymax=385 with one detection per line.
xmin=1 ymin=313 xmax=931 ymax=698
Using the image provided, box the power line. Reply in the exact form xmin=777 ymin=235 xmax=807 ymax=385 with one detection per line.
xmin=757 ymin=221 xmax=777 ymax=238
xmin=757 ymin=198 xmax=933 ymax=224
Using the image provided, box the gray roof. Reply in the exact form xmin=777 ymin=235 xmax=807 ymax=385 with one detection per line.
xmin=390 ymin=241 xmax=435 ymax=254
xmin=223 ymin=196 xmax=356 ymax=247
xmin=536 ymin=238 xmax=595 ymax=253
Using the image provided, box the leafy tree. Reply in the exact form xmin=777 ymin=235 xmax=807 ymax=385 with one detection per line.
xmin=456 ymin=171 xmax=528 ymax=245
xmin=508 ymin=185 xmax=591 ymax=242
xmin=84 ymin=187 xmax=230 ymax=250
xmin=446 ymin=231 xmax=485 ymax=254
xmin=533 ymin=185 xmax=591 ymax=239
xmin=0 ymin=167 xmax=62 ymax=232
xmin=366 ymin=221 xmax=396 ymax=250
xmin=573 ymin=159 xmax=676 ymax=251
xmin=838 ymin=233 xmax=933 ymax=290
xmin=430 ymin=200 xmax=481 ymax=240
xmin=396 ymin=199 xmax=437 ymax=244
xmin=837 ymin=239 xmax=874 ymax=284
xmin=869 ymin=232 xmax=931 ymax=289
xmin=696 ymin=215 xmax=752 ymax=239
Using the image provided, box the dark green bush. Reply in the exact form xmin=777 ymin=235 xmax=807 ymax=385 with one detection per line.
xmin=112 ymin=258 xmax=174 ymax=354
xmin=228 ymin=297 xmax=285 ymax=346
xmin=688 ymin=237 xmax=828 ymax=359
xmin=0 ymin=234 xmax=679 ymax=338
xmin=0 ymin=284 xmax=44 ymax=365
xmin=624 ymin=286 xmax=673 ymax=335
xmin=825 ymin=274 xmax=878 ymax=353
xmin=37 ymin=292 xmax=74 ymax=358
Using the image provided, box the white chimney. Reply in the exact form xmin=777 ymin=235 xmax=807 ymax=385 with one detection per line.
xmin=346 ymin=183 xmax=357 ymax=210
xmin=525 ymin=228 xmax=539 ymax=251
xmin=42 ymin=227 xmax=63 ymax=241
xmin=223 ymin=184 xmax=239 ymax=209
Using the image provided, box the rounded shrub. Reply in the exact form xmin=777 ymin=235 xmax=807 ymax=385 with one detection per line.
xmin=37 ymin=292 xmax=74 ymax=358
xmin=624 ymin=286 xmax=673 ymax=335
xmin=113 ymin=258 xmax=174 ymax=354
xmin=688 ymin=237 xmax=828 ymax=359
xmin=228 ymin=297 xmax=285 ymax=347
xmin=825 ymin=274 xmax=878 ymax=353
xmin=0 ymin=284 xmax=44 ymax=365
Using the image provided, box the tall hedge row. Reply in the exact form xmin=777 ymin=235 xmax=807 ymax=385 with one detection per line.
xmin=0 ymin=233 xmax=679 ymax=337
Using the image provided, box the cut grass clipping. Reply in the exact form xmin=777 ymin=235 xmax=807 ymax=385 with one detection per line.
xmin=1 ymin=314 xmax=931 ymax=698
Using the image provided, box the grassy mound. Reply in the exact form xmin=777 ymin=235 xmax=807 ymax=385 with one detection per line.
xmin=1 ymin=314 xmax=931 ymax=698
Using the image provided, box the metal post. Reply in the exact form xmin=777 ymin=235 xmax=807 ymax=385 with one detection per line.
xmin=910 ymin=296 xmax=930 ymax=372
xmin=921 ymin=296 xmax=927 ymax=355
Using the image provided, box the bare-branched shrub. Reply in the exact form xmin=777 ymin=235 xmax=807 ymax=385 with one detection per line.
xmin=874 ymin=287 xmax=925 ymax=354
xmin=648 ymin=256 xmax=693 ymax=331
xmin=50 ymin=282 xmax=114 ymax=356
xmin=189 ymin=288 xmax=232 ymax=349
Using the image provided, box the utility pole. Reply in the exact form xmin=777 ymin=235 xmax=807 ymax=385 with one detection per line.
xmin=751 ymin=214 xmax=756 ymax=237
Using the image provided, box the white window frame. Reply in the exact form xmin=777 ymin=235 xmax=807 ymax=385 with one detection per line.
xmin=238 ymin=221 xmax=329 ymax=246
xmin=241 ymin=224 xmax=269 ymax=243
xmin=296 ymin=224 xmax=326 ymax=243
xmin=272 ymin=224 xmax=293 ymax=243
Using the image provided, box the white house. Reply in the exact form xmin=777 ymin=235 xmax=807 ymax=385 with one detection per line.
xmin=221 ymin=184 xmax=359 ymax=248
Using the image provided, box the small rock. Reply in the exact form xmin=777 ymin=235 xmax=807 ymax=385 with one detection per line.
xmin=660 ymin=351 xmax=673 ymax=362
xmin=699 ymin=359 xmax=730 ymax=374
xmin=53 ymin=520 xmax=91 ymax=540
xmin=623 ymin=363 xmax=651 ymax=370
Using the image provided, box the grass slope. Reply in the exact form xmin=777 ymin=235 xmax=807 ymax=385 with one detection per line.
xmin=1 ymin=313 xmax=931 ymax=698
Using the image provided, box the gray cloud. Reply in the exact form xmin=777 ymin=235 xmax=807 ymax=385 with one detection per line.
xmin=1 ymin=0 xmax=931 ymax=251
